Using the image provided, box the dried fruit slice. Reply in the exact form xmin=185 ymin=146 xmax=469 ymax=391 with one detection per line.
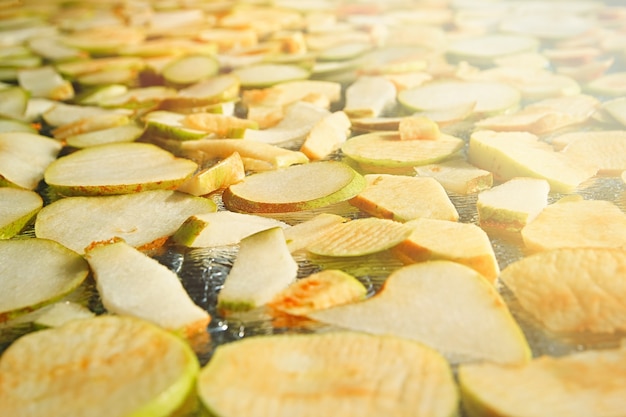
xmin=559 ymin=130 xmax=626 ymax=175
xmin=459 ymin=347 xmax=626 ymax=417
xmin=343 ymin=75 xmax=397 ymax=118
xmin=447 ymin=33 xmax=539 ymax=66
xmin=44 ymin=142 xmax=198 ymax=196
xmin=306 ymin=217 xmax=412 ymax=257
xmin=350 ymin=174 xmax=459 ymax=222
xmin=177 ymin=151 xmax=245 ymax=196
xmin=300 ymin=110 xmax=351 ymax=160
xmin=232 ymin=63 xmax=310 ymax=88
xmin=415 ymin=159 xmax=492 ymax=195
xmin=521 ymin=198 xmax=626 ymax=252
xmin=393 ymin=218 xmax=500 ymax=283
xmin=0 ymin=238 xmax=89 ymax=322
xmin=35 ymin=190 xmax=216 ymax=254
xmin=32 ymin=301 xmax=95 ymax=329
xmin=217 ymin=227 xmax=297 ymax=312
xmin=0 ymin=131 xmax=62 ymax=189
xmin=161 ymin=54 xmax=219 ymax=86
xmin=309 ymin=261 xmax=530 ymax=365
xmin=283 ymin=213 xmax=348 ymax=253
xmin=0 ymin=188 xmax=43 ymax=239
xmin=65 ymin=123 xmax=144 ymax=148
xmin=341 ymin=131 xmax=464 ymax=174
xmin=197 ymin=332 xmax=458 ymax=417
xmin=269 ymin=269 xmax=367 ymax=316
xmin=85 ymin=240 xmax=210 ymax=336
xmin=0 ymin=315 xmax=199 ymax=417
xmin=222 ymin=161 xmax=366 ymax=213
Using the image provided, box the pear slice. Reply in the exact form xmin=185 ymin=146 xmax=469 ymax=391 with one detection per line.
xmin=177 ymin=151 xmax=245 ymax=196
xmin=468 ymin=130 xmax=596 ymax=193
xmin=35 ymin=189 xmax=216 ymax=254
xmin=341 ymin=131 xmax=464 ymax=174
xmin=217 ymin=227 xmax=298 ymax=312
xmin=283 ymin=213 xmax=348 ymax=253
xmin=268 ymin=269 xmax=367 ymax=316
xmin=0 ymin=131 xmax=62 ymax=189
xmin=232 ymin=63 xmax=310 ymax=88
xmin=393 ymin=218 xmax=500 ymax=283
xmin=222 ymin=161 xmax=366 ymax=213
xmin=350 ymin=174 xmax=459 ymax=222
xmin=159 ymin=73 xmax=240 ymax=111
xmin=343 ymin=75 xmax=397 ymax=118
xmin=0 ymin=238 xmax=89 ymax=323
xmin=415 ymin=159 xmax=493 ymax=195
xmin=172 ymin=211 xmax=287 ymax=248
xmin=0 ymin=188 xmax=43 ymax=239
xmin=197 ymin=332 xmax=459 ymax=417
xmin=0 ymin=315 xmax=199 ymax=417
xmin=559 ymin=130 xmax=626 ymax=175
xmin=85 ymin=240 xmax=210 ymax=336
xmin=44 ymin=142 xmax=198 ymax=196
xmin=521 ymin=198 xmax=626 ymax=252
xmin=309 ymin=261 xmax=530 ymax=365
xmin=458 ymin=346 xmax=626 ymax=417
xmin=32 ymin=301 xmax=95 ymax=328
xmin=300 ymin=111 xmax=351 ymax=160
xmin=501 ymin=247 xmax=626 ymax=334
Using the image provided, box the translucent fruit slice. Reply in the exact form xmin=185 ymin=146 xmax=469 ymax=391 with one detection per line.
xmin=0 ymin=315 xmax=199 ymax=417
xmin=0 ymin=238 xmax=89 ymax=322
xmin=197 ymin=332 xmax=458 ymax=417
xmin=44 ymin=142 xmax=198 ymax=196
xmin=222 ymin=161 xmax=366 ymax=213
xmin=0 ymin=131 xmax=62 ymax=189
xmin=459 ymin=347 xmax=626 ymax=417
xmin=306 ymin=217 xmax=412 ymax=257
xmin=0 ymin=188 xmax=43 ymax=239
xmin=309 ymin=261 xmax=530 ymax=365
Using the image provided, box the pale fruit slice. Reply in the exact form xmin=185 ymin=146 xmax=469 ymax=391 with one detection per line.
xmin=521 ymin=198 xmax=626 ymax=252
xmin=172 ymin=211 xmax=287 ymax=248
xmin=398 ymin=80 xmax=520 ymax=116
xmin=51 ymin=112 xmax=131 ymax=140
xmin=415 ymin=159 xmax=493 ymax=195
xmin=222 ymin=161 xmax=365 ymax=213
xmin=197 ymin=332 xmax=459 ymax=417
xmin=559 ymin=130 xmax=626 ymax=175
xmin=159 ymin=73 xmax=240 ymax=111
xmin=0 ymin=238 xmax=89 ymax=322
xmin=65 ymin=122 xmax=144 ymax=148
xmin=309 ymin=261 xmax=530 ymax=365
xmin=393 ymin=218 xmax=500 ymax=283
xmin=177 ymin=151 xmax=245 ymax=196
xmin=468 ymin=130 xmax=596 ymax=193
xmin=398 ymin=115 xmax=440 ymax=141
xmin=602 ymin=96 xmax=626 ymax=127
xmin=458 ymin=346 xmax=626 ymax=417
xmin=44 ymin=142 xmax=198 ymax=196
xmin=241 ymin=79 xmax=341 ymax=109
xmin=144 ymin=110 xmax=218 ymax=140
xmin=343 ymin=75 xmax=397 ymax=118
xmin=306 ymin=217 xmax=412 ymax=257
xmin=0 ymin=131 xmax=62 ymax=189
xmin=161 ymin=54 xmax=219 ymax=86
xmin=0 ymin=86 xmax=29 ymax=119
xmin=585 ymin=71 xmax=626 ymax=97
xmin=180 ymin=138 xmax=309 ymax=171
xmin=33 ymin=301 xmax=95 ymax=328
xmin=232 ymin=63 xmax=310 ymax=88
xmin=476 ymin=177 xmax=550 ymax=232
xmin=341 ymin=131 xmax=464 ymax=174
xmin=0 ymin=315 xmax=199 ymax=417
xmin=183 ymin=112 xmax=259 ymax=138
xmin=268 ymin=270 xmax=367 ymax=316
xmin=0 ymin=187 xmax=43 ymax=239
xmin=446 ymin=33 xmax=539 ymax=67
xmin=17 ymin=66 xmax=74 ymax=101
xmin=283 ymin=213 xmax=348 ymax=253
xmin=350 ymin=174 xmax=459 ymax=222
xmin=85 ymin=240 xmax=210 ymax=336
xmin=217 ymin=227 xmax=298 ymax=312
xmin=35 ymin=190 xmax=216 ymax=254
xmin=501 ymin=247 xmax=626 ymax=334
xmin=300 ymin=110 xmax=351 ymax=160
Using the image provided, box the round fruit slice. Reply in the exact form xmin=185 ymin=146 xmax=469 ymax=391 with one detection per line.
xmin=446 ymin=34 xmax=539 ymax=66
xmin=222 ymin=161 xmax=366 ymax=213
xmin=0 ymin=238 xmax=89 ymax=322
xmin=197 ymin=332 xmax=458 ymax=417
xmin=232 ymin=63 xmax=310 ymax=88
xmin=0 ymin=188 xmax=43 ymax=239
xmin=44 ymin=142 xmax=198 ymax=196
xmin=0 ymin=315 xmax=199 ymax=417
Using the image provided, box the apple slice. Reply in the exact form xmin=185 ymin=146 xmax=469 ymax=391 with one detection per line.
xmin=35 ymin=189 xmax=216 ymax=254
xmin=0 ymin=315 xmax=199 ymax=417
xmin=217 ymin=227 xmax=298 ymax=312
xmin=468 ymin=130 xmax=596 ymax=193
xmin=415 ymin=159 xmax=493 ymax=195
xmin=309 ymin=261 xmax=531 ymax=365
xmin=393 ymin=218 xmax=500 ymax=283
xmin=0 ymin=131 xmax=62 ymax=189
xmin=197 ymin=332 xmax=458 ymax=417
xmin=44 ymin=142 xmax=198 ymax=196
xmin=222 ymin=161 xmax=366 ymax=213
xmin=476 ymin=177 xmax=550 ymax=232
xmin=0 ymin=188 xmax=43 ymax=239
xmin=458 ymin=347 xmax=626 ymax=417
xmin=177 ymin=151 xmax=245 ymax=196
xmin=521 ymin=198 xmax=626 ymax=252
xmin=172 ymin=211 xmax=287 ymax=248
xmin=350 ymin=174 xmax=459 ymax=222
xmin=0 ymin=238 xmax=89 ymax=323
xmin=85 ymin=240 xmax=210 ymax=336
xmin=341 ymin=131 xmax=464 ymax=174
